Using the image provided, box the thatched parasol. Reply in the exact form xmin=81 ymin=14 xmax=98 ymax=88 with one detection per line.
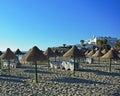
xmin=25 ymin=46 xmax=46 ymax=62
xmin=0 ymin=48 xmax=18 ymax=61
xmin=54 ymin=49 xmax=61 ymax=57
xmin=44 ymin=48 xmax=56 ymax=57
xmin=54 ymin=49 xmax=62 ymax=62
xmin=63 ymin=46 xmax=81 ymax=72
xmin=92 ymin=50 xmax=103 ymax=58
xmin=63 ymin=46 xmax=81 ymax=59
xmin=85 ymin=50 xmax=89 ymax=56
xmin=21 ymin=48 xmax=32 ymax=63
xmin=15 ymin=49 xmax=23 ymax=55
xmin=0 ymin=48 xmax=19 ymax=75
xmin=24 ymin=46 xmax=46 ymax=83
xmin=101 ymin=49 xmax=119 ymax=59
xmin=87 ymin=49 xmax=96 ymax=57
xmin=92 ymin=49 xmax=103 ymax=64
xmin=102 ymin=49 xmax=108 ymax=54
xmin=44 ymin=47 xmax=56 ymax=69
xmin=101 ymin=49 xmax=119 ymax=72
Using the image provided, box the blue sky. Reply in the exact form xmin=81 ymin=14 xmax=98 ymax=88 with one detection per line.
xmin=0 ymin=0 xmax=120 ymax=51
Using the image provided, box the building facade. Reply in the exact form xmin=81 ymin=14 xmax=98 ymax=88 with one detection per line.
xmin=87 ymin=35 xmax=117 ymax=47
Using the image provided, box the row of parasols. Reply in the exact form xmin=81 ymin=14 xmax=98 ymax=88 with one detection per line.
xmin=0 ymin=46 xmax=120 ymax=68
xmin=0 ymin=46 xmax=120 ymax=83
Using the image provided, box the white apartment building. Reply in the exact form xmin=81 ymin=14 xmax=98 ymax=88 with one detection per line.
xmin=87 ymin=35 xmax=117 ymax=47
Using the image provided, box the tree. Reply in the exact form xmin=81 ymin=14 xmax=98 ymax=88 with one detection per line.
xmin=103 ymin=39 xmax=108 ymax=45
xmin=102 ymin=39 xmax=110 ymax=50
xmin=80 ymin=40 xmax=84 ymax=47
xmin=97 ymin=39 xmax=111 ymax=50
xmin=114 ymin=40 xmax=120 ymax=49
xmin=63 ymin=44 xmax=66 ymax=47
xmin=96 ymin=40 xmax=103 ymax=48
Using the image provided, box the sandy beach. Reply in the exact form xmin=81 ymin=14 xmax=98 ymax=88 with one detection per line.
xmin=0 ymin=62 xmax=120 ymax=96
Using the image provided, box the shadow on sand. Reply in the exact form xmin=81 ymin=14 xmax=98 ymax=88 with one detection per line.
xmin=20 ymin=66 xmax=33 ymax=69
xmin=116 ymin=68 xmax=120 ymax=71
xmin=24 ymin=69 xmax=54 ymax=74
xmin=85 ymin=65 xmax=106 ymax=68
xmin=0 ymin=75 xmax=29 ymax=83
xmin=0 ymin=75 xmax=30 ymax=79
xmin=51 ymin=77 xmax=108 ymax=85
xmin=79 ymin=69 xmax=120 ymax=77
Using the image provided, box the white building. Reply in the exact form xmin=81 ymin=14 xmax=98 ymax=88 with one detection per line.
xmin=87 ymin=35 xmax=117 ymax=47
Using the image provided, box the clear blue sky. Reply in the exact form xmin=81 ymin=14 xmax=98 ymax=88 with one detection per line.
xmin=0 ymin=0 xmax=120 ymax=51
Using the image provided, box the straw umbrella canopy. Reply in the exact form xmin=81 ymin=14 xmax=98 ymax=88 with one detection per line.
xmin=102 ymin=49 xmax=108 ymax=55
xmin=101 ymin=49 xmax=119 ymax=60
xmin=0 ymin=48 xmax=18 ymax=62
xmin=101 ymin=49 xmax=119 ymax=72
xmin=63 ymin=46 xmax=81 ymax=59
xmin=24 ymin=46 xmax=46 ymax=83
xmin=63 ymin=46 xmax=82 ymax=72
xmin=0 ymin=48 xmax=19 ymax=75
xmin=54 ymin=49 xmax=61 ymax=57
xmin=44 ymin=47 xmax=56 ymax=69
xmin=87 ymin=49 xmax=96 ymax=57
xmin=15 ymin=49 xmax=23 ymax=55
xmin=85 ymin=50 xmax=89 ymax=56
xmin=21 ymin=48 xmax=32 ymax=63
xmin=44 ymin=48 xmax=56 ymax=57
xmin=92 ymin=49 xmax=103 ymax=64
xmin=54 ymin=49 xmax=62 ymax=62
xmin=24 ymin=46 xmax=46 ymax=62
xmin=92 ymin=49 xmax=103 ymax=58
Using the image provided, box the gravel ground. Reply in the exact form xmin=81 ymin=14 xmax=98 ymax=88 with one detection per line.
xmin=0 ymin=62 xmax=120 ymax=96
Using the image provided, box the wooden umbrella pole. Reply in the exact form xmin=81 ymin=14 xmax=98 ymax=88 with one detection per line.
xmin=35 ymin=61 xmax=38 ymax=83
xmin=0 ymin=59 xmax=1 ymax=69
xmin=48 ymin=57 xmax=50 ymax=69
xmin=8 ymin=60 xmax=10 ymax=76
xmin=109 ymin=59 xmax=112 ymax=72
xmin=73 ymin=56 xmax=75 ymax=75
xmin=98 ymin=57 xmax=100 ymax=65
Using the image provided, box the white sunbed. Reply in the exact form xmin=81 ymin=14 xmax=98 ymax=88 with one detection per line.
xmin=50 ymin=61 xmax=62 ymax=69
xmin=2 ymin=62 xmax=21 ymax=68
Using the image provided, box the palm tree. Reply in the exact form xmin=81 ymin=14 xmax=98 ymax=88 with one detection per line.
xmin=80 ymin=40 xmax=84 ymax=47
xmin=97 ymin=40 xmax=103 ymax=48
xmin=114 ymin=40 xmax=120 ymax=47
xmin=103 ymin=39 xmax=108 ymax=45
xmin=63 ymin=44 xmax=66 ymax=47
xmin=114 ymin=39 xmax=120 ymax=49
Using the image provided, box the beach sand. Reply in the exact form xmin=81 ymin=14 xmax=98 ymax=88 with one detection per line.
xmin=0 ymin=62 xmax=120 ymax=96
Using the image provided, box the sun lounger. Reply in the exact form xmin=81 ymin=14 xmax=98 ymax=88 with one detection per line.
xmin=86 ymin=57 xmax=93 ymax=64
xmin=3 ymin=62 xmax=8 ymax=67
xmin=50 ymin=61 xmax=62 ymax=69
xmin=61 ymin=61 xmax=79 ymax=71
xmin=2 ymin=61 xmax=21 ymax=68
xmin=50 ymin=61 xmax=79 ymax=71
